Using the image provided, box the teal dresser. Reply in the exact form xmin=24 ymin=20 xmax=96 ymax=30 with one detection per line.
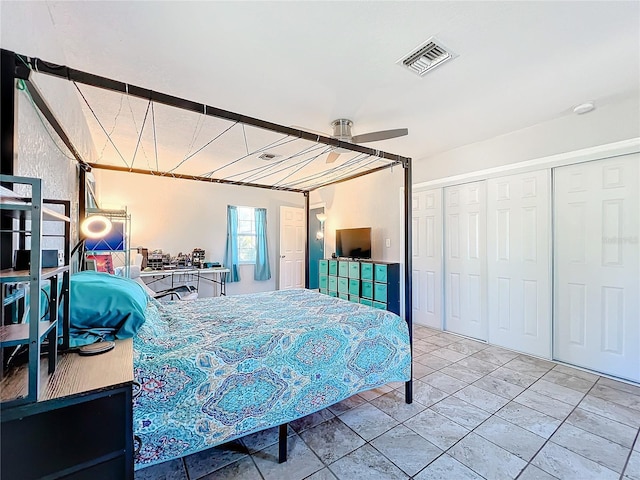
xmin=319 ymin=259 xmax=400 ymax=315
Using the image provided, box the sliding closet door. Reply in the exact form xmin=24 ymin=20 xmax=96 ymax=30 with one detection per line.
xmin=487 ymin=170 xmax=551 ymax=358
xmin=554 ymin=155 xmax=640 ymax=382
xmin=444 ymin=181 xmax=487 ymax=341
xmin=412 ymin=188 xmax=443 ymax=329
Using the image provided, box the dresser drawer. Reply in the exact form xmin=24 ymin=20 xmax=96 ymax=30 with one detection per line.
xmin=349 ymin=295 xmax=360 ymax=304
xmin=319 ymin=274 xmax=328 ymax=290
xmin=339 ymin=293 xmax=349 ymax=300
xmin=359 ymin=298 xmax=373 ymax=307
xmin=328 ymin=276 xmax=338 ymax=292
xmin=319 ymin=288 xmax=328 ymax=295
xmin=337 ymin=277 xmax=349 ymax=294
xmin=329 ymin=291 xmax=338 ymax=297
xmin=361 ymin=281 xmax=373 ymax=299
xmin=348 ymin=262 xmax=360 ymax=279
xmin=338 ymin=261 xmax=349 ymax=277
xmin=319 ymin=260 xmax=328 ymax=274
xmin=360 ymin=262 xmax=374 ymax=281
xmin=374 ymin=283 xmax=387 ymax=303
xmin=374 ymin=264 xmax=388 ymax=283
xmin=372 ymin=301 xmax=387 ymax=310
xmin=328 ymin=260 xmax=338 ymax=276
xmin=348 ymin=279 xmax=360 ymax=296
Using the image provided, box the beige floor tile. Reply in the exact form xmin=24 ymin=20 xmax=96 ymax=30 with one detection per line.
xmin=514 ymin=390 xmax=574 ymax=420
xmin=565 ymin=407 xmax=638 ymax=448
xmin=135 ymin=459 xmax=187 ymax=480
xmin=471 ymin=346 xmax=519 ymax=366
xmin=474 ymin=416 xmax=546 ymax=461
xmin=338 ymin=403 xmax=398 ymax=441
xmin=487 ymin=366 xmax=538 ymax=388
xmin=449 ymin=432 xmax=527 ymax=480
xmin=299 ymin=417 xmax=365 ymax=464
xmin=371 ymin=424 xmax=442 ymax=477
xmin=183 ymin=440 xmax=248 ymax=479
xmin=473 ymin=375 xmax=525 ymax=399
xmin=369 ymin=389 xmax=427 ymax=422
xmin=590 ymin=383 xmax=640 ymax=411
xmin=413 ymin=380 xmax=449 ymax=407
xmin=252 ymin=434 xmax=324 ymax=480
xmin=541 ymin=369 xmax=595 ymax=393
xmin=455 ymin=356 xmax=498 ymax=375
xmin=429 ymin=396 xmax=491 ymax=430
xmin=625 ymin=449 xmax=640 ymax=480
xmin=529 ymin=379 xmax=585 ymax=405
xmin=496 ymin=402 xmax=561 ymax=438
xmin=453 ymin=385 xmax=509 ymax=413
xmin=328 ymin=444 xmax=408 ymax=480
xmin=579 ymin=394 xmax=640 ymax=427
xmin=532 ymin=442 xmax=618 ymax=480
xmin=406 ymin=409 xmax=470 ymax=450
xmin=199 ymin=456 xmax=262 ymax=480
xmin=551 ymin=423 xmax=631 ymax=473
xmin=420 ymin=371 xmax=468 ymax=394
xmin=413 ymin=454 xmax=483 ymax=480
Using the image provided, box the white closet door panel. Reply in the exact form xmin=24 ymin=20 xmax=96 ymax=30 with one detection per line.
xmin=555 ymin=155 xmax=639 ymax=382
xmin=444 ymin=181 xmax=487 ymax=340
xmin=488 ymin=170 xmax=551 ymax=358
xmin=412 ymin=188 xmax=443 ymax=328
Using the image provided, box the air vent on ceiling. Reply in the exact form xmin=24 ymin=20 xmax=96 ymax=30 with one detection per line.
xmin=258 ymin=153 xmax=280 ymax=161
xmin=397 ymin=37 xmax=456 ymax=77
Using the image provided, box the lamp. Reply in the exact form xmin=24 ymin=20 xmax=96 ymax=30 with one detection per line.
xmin=315 ymin=212 xmax=327 ymax=241
xmin=70 ymin=215 xmax=113 ymax=269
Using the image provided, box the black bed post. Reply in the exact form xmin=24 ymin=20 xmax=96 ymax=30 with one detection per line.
xmin=404 ymin=158 xmax=413 ymax=404
xmin=304 ymin=191 xmax=310 ymax=289
xmin=278 ymin=423 xmax=288 ymax=463
xmin=1 ymin=49 xmax=17 ymax=270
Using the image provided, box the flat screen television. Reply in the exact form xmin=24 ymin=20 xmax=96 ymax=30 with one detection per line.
xmin=336 ymin=227 xmax=372 ymax=259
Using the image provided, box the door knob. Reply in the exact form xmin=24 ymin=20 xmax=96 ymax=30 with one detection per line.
xmin=280 ymin=255 xmax=286 ymax=258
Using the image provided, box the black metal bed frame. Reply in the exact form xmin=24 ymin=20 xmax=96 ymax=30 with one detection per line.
xmin=0 ymin=47 xmax=413 ymax=464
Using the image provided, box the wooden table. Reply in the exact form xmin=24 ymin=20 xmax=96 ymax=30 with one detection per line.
xmin=1 ymin=339 xmax=134 ymax=479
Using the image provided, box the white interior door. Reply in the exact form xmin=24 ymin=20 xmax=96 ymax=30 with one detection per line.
xmin=488 ymin=170 xmax=551 ymax=358
xmin=444 ymin=181 xmax=487 ymax=341
xmin=412 ymin=188 xmax=443 ymax=328
xmin=554 ymin=155 xmax=640 ymax=382
xmin=279 ymin=206 xmax=305 ymax=290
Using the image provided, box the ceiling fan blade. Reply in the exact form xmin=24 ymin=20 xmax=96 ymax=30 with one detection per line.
xmin=352 ymin=128 xmax=409 ymax=144
xmin=326 ymin=151 xmax=341 ymax=163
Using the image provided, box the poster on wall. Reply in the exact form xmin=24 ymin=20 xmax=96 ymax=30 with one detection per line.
xmin=85 ymin=254 xmax=114 ymax=274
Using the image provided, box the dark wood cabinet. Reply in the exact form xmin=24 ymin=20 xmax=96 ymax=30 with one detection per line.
xmin=1 ymin=339 xmax=134 ymax=479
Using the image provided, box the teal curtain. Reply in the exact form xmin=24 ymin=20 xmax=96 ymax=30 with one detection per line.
xmin=224 ymin=205 xmax=241 ymax=282
xmin=254 ymin=208 xmax=271 ymax=281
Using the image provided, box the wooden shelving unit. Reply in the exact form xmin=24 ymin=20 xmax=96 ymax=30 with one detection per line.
xmin=0 ymin=175 xmax=71 ymax=406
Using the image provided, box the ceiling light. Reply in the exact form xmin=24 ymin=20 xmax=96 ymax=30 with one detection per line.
xmin=573 ymin=102 xmax=595 ymax=115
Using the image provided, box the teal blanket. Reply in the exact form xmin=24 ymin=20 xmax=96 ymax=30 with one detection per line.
xmin=69 ymin=271 xmax=148 ymax=347
xmin=133 ymin=289 xmax=411 ymax=469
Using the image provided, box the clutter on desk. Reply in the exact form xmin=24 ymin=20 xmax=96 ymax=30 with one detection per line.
xmin=138 ymin=247 xmax=222 ymax=271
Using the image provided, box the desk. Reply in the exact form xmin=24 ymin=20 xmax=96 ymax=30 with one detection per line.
xmin=1 ymin=339 xmax=134 ymax=479
xmin=140 ymin=267 xmax=230 ymax=297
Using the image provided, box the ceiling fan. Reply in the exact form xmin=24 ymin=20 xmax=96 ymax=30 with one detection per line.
xmin=296 ymin=119 xmax=408 ymax=163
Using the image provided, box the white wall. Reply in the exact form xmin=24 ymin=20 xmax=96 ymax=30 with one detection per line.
xmin=310 ymin=166 xmax=405 ymax=263
xmin=413 ymin=95 xmax=640 ymax=183
xmin=93 ymin=170 xmax=304 ymax=295
xmin=2 ymin=1 xmax=98 ymax=247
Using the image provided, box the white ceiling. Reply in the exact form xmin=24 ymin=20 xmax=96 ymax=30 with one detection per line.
xmin=2 ymin=1 xmax=639 ymax=169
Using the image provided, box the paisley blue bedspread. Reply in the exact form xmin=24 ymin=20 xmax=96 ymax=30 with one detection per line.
xmin=133 ymin=289 xmax=411 ymax=469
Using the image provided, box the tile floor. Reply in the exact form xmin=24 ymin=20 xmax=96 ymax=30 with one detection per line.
xmin=135 ymin=325 xmax=640 ymax=480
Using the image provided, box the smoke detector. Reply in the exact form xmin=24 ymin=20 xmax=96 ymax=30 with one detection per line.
xmin=397 ymin=37 xmax=457 ymax=77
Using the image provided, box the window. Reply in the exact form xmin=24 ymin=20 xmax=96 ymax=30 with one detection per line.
xmin=236 ymin=206 xmax=256 ymax=263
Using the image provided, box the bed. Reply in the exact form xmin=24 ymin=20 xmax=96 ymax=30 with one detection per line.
xmin=132 ymin=288 xmax=411 ymax=469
